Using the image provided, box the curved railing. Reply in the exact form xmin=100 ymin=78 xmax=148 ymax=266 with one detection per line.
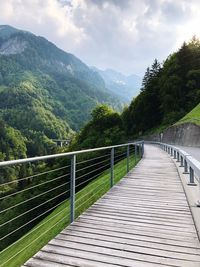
xmin=145 ymin=141 xmax=200 ymax=207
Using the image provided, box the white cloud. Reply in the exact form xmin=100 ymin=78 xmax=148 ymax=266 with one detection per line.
xmin=0 ymin=0 xmax=199 ymax=76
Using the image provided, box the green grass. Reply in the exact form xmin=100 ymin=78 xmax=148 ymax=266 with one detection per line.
xmin=175 ymin=103 xmax=200 ymax=126
xmin=0 ymin=155 xmax=140 ymax=267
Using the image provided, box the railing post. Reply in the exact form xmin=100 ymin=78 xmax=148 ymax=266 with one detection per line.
xmin=171 ymin=148 xmax=173 ymax=156
xmin=139 ymin=144 xmax=142 ymax=158
xmin=174 ymin=150 xmax=176 ymax=159
xmin=70 ymin=154 xmax=76 ymax=223
xmin=135 ymin=144 xmax=137 ymax=164
xmin=180 ymin=156 xmax=184 ymax=167
xmin=177 ymin=152 xmax=180 ymax=162
xmin=183 ymin=159 xmax=189 ymax=174
xmin=188 ymin=167 xmax=197 ymax=186
xmin=110 ymin=147 xmax=114 ymax=188
xmin=142 ymin=142 xmax=144 ymax=157
xmin=127 ymin=145 xmax=130 ymax=173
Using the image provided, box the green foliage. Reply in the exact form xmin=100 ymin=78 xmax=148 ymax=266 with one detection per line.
xmin=0 ymin=119 xmax=27 ymax=161
xmin=73 ymin=104 xmax=126 ymax=149
xmin=176 ymin=103 xmax=200 ymax=126
xmin=123 ymin=38 xmax=200 ymax=137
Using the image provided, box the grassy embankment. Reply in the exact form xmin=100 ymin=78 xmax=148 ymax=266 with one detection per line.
xmin=175 ymin=103 xmax=200 ymax=126
xmin=0 ymin=154 xmax=140 ymax=267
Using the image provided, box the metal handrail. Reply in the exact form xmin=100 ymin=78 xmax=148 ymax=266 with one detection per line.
xmin=0 ymin=142 xmax=143 ymax=167
xmin=145 ymin=141 xmax=200 ymax=206
xmin=0 ymin=140 xmax=144 ymax=265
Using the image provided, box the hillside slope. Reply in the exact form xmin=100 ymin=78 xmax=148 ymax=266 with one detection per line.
xmin=0 ymin=25 xmax=123 ymax=157
xmin=176 ymin=103 xmax=200 ymax=126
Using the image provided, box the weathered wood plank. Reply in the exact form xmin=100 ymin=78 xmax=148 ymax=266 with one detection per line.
xmin=23 ymin=144 xmax=200 ymax=267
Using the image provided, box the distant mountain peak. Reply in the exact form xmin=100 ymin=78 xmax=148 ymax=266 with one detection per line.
xmin=92 ymin=67 xmax=141 ymax=102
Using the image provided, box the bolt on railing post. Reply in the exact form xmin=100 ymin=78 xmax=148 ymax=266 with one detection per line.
xmin=110 ymin=147 xmax=114 ymax=188
xmin=188 ymin=167 xmax=197 ymax=186
xmin=127 ymin=145 xmax=130 ymax=173
xmin=70 ymin=154 xmax=76 ymax=223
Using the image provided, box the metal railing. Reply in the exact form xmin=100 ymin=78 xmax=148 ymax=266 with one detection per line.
xmin=0 ymin=141 xmax=144 ymax=266
xmin=146 ymin=141 xmax=200 ymax=207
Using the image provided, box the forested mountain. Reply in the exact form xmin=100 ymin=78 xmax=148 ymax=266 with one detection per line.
xmin=0 ymin=25 xmax=123 ymax=158
xmin=92 ymin=67 xmax=141 ymax=102
xmin=122 ymin=37 xmax=200 ymax=137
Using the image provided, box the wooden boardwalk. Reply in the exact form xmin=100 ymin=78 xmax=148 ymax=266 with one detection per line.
xmin=23 ymin=145 xmax=200 ymax=267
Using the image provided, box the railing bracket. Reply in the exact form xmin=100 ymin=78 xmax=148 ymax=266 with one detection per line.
xmin=196 ymin=200 xmax=200 ymax=207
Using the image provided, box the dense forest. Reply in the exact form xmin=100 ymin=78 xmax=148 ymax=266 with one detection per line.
xmin=122 ymin=37 xmax=200 ymax=137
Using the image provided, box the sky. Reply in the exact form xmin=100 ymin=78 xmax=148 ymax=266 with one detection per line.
xmin=0 ymin=0 xmax=200 ymax=77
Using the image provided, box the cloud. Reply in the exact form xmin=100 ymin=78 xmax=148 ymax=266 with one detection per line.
xmin=0 ymin=0 xmax=199 ymax=76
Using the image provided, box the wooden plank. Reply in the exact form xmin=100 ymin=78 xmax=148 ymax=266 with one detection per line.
xmin=23 ymin=144 xmax=200 ymax=267
xmin=33 ymin=250 xmax=170 ymax=267
xmin=66 ymin=220 xmax=200 ymax=243
xmin=53 ymin=234 xmax=200 ymax=261
xmin=57 ymin=231 xmax=200 ymax=254
xmin=43 ymin=241 xmax=200 ymax=267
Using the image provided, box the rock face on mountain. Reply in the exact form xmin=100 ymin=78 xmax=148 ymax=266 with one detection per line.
xmin=0 ymin=25 xmax=123 ymax=156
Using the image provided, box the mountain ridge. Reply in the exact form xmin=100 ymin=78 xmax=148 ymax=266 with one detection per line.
xmin=92 ymin=67 xmax=141 ymax=102
xmin=0 ymin=25 xmax=123 ymax=157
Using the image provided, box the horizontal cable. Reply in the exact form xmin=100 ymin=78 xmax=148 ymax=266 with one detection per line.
xmin=0 ymin=187 xmax=69 ymax=229
xmin=0 ymin=164 xmax=70 ymax=187
xmin=0 ymin=209 xmax=69 ymax=267
xmin=114 ymin=151 xmax=127 ymax=160
xmin=76 ymin=157 xmax=110 ymax=173
xmin=76 ymin=152 xmax=111 ymax=165
xmin=76 ymin=166 xmax=110 ymax=191
xmin=76 ymin=162 xmax=110 ymax=182
xmin=0 ymin=172 xmax=70 ymax=201
xmin=75 ymin=177 xmax=109 ymax=205
xmin=0 ymin=181 xmax=70 ymax=215
xmin=75 ymin=180 xmax=108 ymax=211
xmin=0 ymin=195 xmax=68 ymax=241
xmin=76 ymin=169 xmax=109 ymax=189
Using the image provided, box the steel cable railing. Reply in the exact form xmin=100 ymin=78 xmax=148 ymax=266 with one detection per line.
xmin=0 ymin=189 xmax=69 ymax=240
xmin=0 ymin=186 xmax=70 ymax=230
xmin=0 ymin=174 xmax=69 ymax=201
xmin=0 ymin=181 xmax=69 ymax=215
xmin=1 ymin=208 xmax=70 ymax=267
xmin=0 ymin=164 xmax=70 ymax=187
xmin=0 ymin=141 xmax=144 ymax=266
